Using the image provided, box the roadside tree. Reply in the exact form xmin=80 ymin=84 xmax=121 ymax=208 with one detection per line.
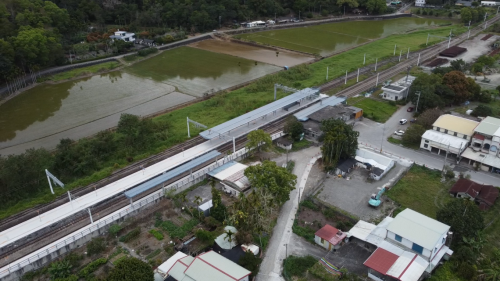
xmin=461 ymin=8 xmax=472 ymax=23
xmin=284 ymin=116 xmax=304 ymax=141
xmin=402 ymin=124 xmax=425 ymax=146
xmin=442 ymin=71 xmax=472 ymax=104
xmin=245 ymin=160 xmax=297 ymax=205
xmin=246 ymin=129 xmax=272 ymax=153
xmin=471 ymin=105 xmax=493 ymax=117
xmin=366 ymin=0 xmax=386 ymax=14
xmin=436 ymin=199 xmax=485 ymax=245
xmin=320 ymin=119 xmax=359 ymax=170
xmin=416 ymin=108 xmax=442 ymax=129
xmin=408 ymin=73 xmax=444 ymax=112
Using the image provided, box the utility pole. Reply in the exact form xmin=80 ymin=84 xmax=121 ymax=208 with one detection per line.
xmin=399 ymin=50 xmax=402 ymax=62
xmin=394 ymin=44 xmax=397 ymax=55
xmin=406 ymin=47 xmax=410 ymax=59
xmin=380 ymin=123 xmax=385 ymax=153
xmin=375 ymin=58 xmax=378 ymax=71
xmin=442 ymin=142 xmax=451 ymax=173
xmin=417 ymin=53 xmax=421 ymax=66
xmin=326 ymin=66 xmax=329 ymax=81
xmin=357 ymin=68 xmax=360 ymax=82
xmin=345 ymin=70 xmax=347 ymax=84
xmin=187 ymin=117 xmax=190 ymax=138
xmin=363 ymin=53 xmax=366 ymax=65
xmin=376 ymin=73 xmax=380 ymax=87
xmin=415 ymin=91 xmax=421 ymax=113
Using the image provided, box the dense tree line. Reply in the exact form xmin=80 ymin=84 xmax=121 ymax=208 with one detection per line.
xmin=0 ymin=114 xmax=168 ymax=207
xmin=0 ymin=0 xmax=390 ymax=84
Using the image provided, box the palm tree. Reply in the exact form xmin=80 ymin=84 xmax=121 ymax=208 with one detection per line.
xmin=479 ymin=266 xmax=500 ymax=281
xmin=194 ymin=196 xmax=202 ymax=218
xmin=180 ymin=193 xmax=193 ymax=216
xmin=224 ymin=229 xmax=235 ymax=244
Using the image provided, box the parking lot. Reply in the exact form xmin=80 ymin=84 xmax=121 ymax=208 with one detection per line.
xmin=316 ymin=160 xmax=411 ymax=221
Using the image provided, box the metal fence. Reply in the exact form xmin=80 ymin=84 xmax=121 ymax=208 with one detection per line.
xmin=0 ymin=131 xmax=285 ymax=279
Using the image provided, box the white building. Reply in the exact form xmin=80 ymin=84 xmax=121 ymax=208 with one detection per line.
xmin=420 ymin=114 xmax=479 ymax=157
xmin=380 ymin=75 xmax=416 ymax=101
xmin=109 ymin=29 xmax=135 ymax=42
xmin=167 ymin=250 xmax=251 ymax=281
xmin=461 ymin=116 xmax=500 ymax=172
xmin=481 ymin=1 xmax=500 ymax=6
xmin=415 ymin=0 xmax=426 ymax=6
xmin=348 ymin=209 xmax=453 ymax=281
xmin=208 ymin=161 xmax=251 ymax=196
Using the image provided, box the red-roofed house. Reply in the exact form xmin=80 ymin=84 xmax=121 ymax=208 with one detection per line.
xmin=449 ymin=178 xmax=499 ymax=210
xmin=364 ymin=247 xmax=430 ymax=281
xmin=315 ymin=224 xmax=347 ymax=250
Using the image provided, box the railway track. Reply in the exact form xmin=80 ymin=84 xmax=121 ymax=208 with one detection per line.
xmin=1 ymin=14 xmax=499 ymax=270
xmin=0 ymin=117 xmax=288 ymax=268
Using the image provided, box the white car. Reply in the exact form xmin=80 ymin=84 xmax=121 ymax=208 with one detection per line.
xmin=394 ymin=130 xmax=405 ymax=136
xmin=399 ymin=119 xmax=408 ymax=125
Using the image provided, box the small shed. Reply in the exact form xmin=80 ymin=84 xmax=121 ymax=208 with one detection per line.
xmin=276 ymin=137 xmax=293 ymax=150
xmin=197 ymin=200 xmax=213 ymax=217
xmin=335 ymin=158 xmax=358 ymax=177
xmin=315 ymin=224 xmax=347 ymax=251
xmin=214 ymin=226 xmax=238 ymax=250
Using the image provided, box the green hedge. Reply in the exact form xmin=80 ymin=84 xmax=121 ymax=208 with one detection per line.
xmin=119 ymin=227 xmax=141 ymax=242
xmin=79 ymin=258 xmax=108 ymax=278
xmin=292 ymin=219 xmax=315 ymax=243
xmin=137 ymin=48 xmax=158 ymax=56
xmin=146 ymin=249 xmax=161 ymax=260
xmin=149 ymin=229 xmax=164 ymax=240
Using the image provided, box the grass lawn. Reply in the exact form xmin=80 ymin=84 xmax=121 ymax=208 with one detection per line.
xmin=386 ymin=164 xmax=454 ymax=218
xmin=347 ymin=96 xmax=397 ymax=123
xmin=46 ymin=61 xmax=121 ymax=82
xmin=388 ymin=136 xmax=403 ymax=145
xmin=123 ymin=54 xmax=139 ymax=62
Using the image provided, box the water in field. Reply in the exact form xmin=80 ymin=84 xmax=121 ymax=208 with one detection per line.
xmin=236 ymin=17 xmax=451 ymax=56
xmin=124 ymin=46 xmax=282 ymax=97
xmin=0 ymin=72 xmax=194 ymax=150
xmin=190 ymin=39 xmax=315 ymax=67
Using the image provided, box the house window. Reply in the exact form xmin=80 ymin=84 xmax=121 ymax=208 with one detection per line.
xmin=436 ymin=127 xmax=440 ymax=132
xmin=454 ymin=132 xmax=457 ymax=137
xmin=424 ymin=144 xmax=428 ymax=148
xmin=321 ymin=238 xmax=324 ymax=244
xmin=445 ymin=129 xmax=448 ymax=134
xmin=463 ymin=135 xmax=467 ymax=140
xmin=395 ymin=234 xmax=403 ymax=242
xmin=425 ymin=140 xmax=429 ymax=143
xmin=412 ymin=243 xmax=424 ymax=254
xmin=442 ymin=237 xmax=445 ymax=244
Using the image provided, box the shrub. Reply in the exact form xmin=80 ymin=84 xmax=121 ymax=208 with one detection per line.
xmin=283 ymin=256 xmax=317 ymax=277
xmin=306 ymin=12 xmax=313 ymax=18
xmin=336 ymin=221 xmax=346 ymax=230
xmin=119 ymin=227 xmax=141 ymax=242
xmin=137 ymin=47 xmax=158 ymax=57
xmin=301 ymin=199 xmax=319 ymax=211
xmin=321 ymin=9 xmax=328 ymax=16
xmin=204 ymin=216 xmax=221 ymax=228
xmin=195 ymin=229 xmax=215 ymax=243
xmin=109 ymin=224 xmax=122 ymax=236
xmin=149 ymin=229 xmax=164 ymax=240
xmin=322 ymin=208 xmax=336 ymax=219
xmin=86 ymin=237 xmax=106 ymax=256
xmin=79 ymin=258 xmax=107 ymax=278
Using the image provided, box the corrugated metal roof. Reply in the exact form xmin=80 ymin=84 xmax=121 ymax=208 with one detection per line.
xmin=294 ymin=95 xmax=346 ymax=121
xmin=215 ymin=226 xmax=237 ymax=250
xmin=364 ymin=248 xmax=399 ymax=274
xmin=432 ymin=114 xmax=479 ymax=136
xmin=421 ymin=130 xmax=469 ymax=150
xmin=348 ymin=220 xmax=376 ymax=241
xmin=387 ymin=251 xmax=415 ymax=278
xmin=200 ymin=88 xmax=319 ymax=139
xmin=387 ymin=209 xmax=449 ymax=250
xmin=190 ymin=251 xmax=251 ymax=281
xmin=474 ymin=116 xmax=500 ymax=136
xmin=400 ymin=255 xmax=428 ymax=281
xmin=208 ymin=161 xmax=238 ymax=176
xmin=158 ymin=252 xmax=187 ymax=275
xmin=124 ymin=150 xmax=221 ymax=198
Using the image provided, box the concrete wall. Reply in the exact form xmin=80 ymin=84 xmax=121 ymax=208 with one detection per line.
xmin=432 ymin=127 xmax=470 ymax=141
xmin=387 ymin=231 xmax=431 ymax=259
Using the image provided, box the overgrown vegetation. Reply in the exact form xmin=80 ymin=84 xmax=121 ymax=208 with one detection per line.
xmin=149 ymin=229 xmax=164 ymax=240
xmin=79 ymin=258 xmax=107 ymax=278
xmin=119 ymin=227 xmax=141 ymax=243
xmin=44 ymin=61 xmax=121 ymax=82
xmin=283 ymin=256 xmax=318 ymax=280
xmin=347 ymin=97 xmax=397 ymax=123
xmin=161 ymin=219 xmax=198 ymax=239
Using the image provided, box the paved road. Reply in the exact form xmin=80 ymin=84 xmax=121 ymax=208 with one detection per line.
xmin=355 ymin=102 xmax=500 ymax=186
xmin=257 ymin=146 xmax=321 ymax=281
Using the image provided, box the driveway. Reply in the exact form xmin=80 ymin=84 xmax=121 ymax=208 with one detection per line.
xmin=288 ymin=233 xmax=328 ymax=259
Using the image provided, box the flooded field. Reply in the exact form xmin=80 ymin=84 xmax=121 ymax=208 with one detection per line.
xmin=190 ymin=39 xmax=315 ymax=67
xmin=0 ymin=72 xmax=194 ymax=153
xmin=124 ymin=46 xmax=282 ymax=96
xmin=235 ymin=17 xmax=451 ymax=56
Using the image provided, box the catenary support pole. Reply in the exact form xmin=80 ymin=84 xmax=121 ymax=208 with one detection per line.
xmin=326 ymin=67 xmax=328 ymax=81
xmin=233 ymin=137 xmax=236 ymax=154
xmin=363 ymin=53 xmax=366 ymax=65
xmin=376 ymin=73 xmax=379 ymax=87
xmin=447 ymin=36 xmax=451 ymax=48
xmin=375 ymin=58 xmax=378 ymax=71
xmin=357 ymin=68 xmax=359 ymax=82
xmin=407 ymin=47 xmax=410 ymax=59
xmin=274 ymin=84 xmax=277 ymax=100
xmin=426 ymin=34 xmax=429 ymax=45
xmin=417 ymin=53 xmax=421 ymax=66
xmin=67 ymin=191 xmax=71 ymax=202
xmin=345 ymin=70 xmax=347 ymax=84
xmin=187 ymin=117 xmax=190 ymax=138
xmin=399 ymin=50 xmax=402 ymax=62
xmin=394 ymin=44 xmax=397 ymax=55
xmin=87 ymin=208 xmax=94 ymax=224
xmin=47 ymin=174 xmax=54 ymax=194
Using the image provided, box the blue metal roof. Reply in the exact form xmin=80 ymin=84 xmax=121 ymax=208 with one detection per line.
xmin=208 ymin=161 xmax=238 ymax=177
xmin=124 ymin=150 xmax=221 ymax=198
xmin=294 ymin=96 xmax=346 ymax=121
xmin=199 ymin=88 xmax=319 ymax=139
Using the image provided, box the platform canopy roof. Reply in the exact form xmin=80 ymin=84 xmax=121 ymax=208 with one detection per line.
xmin=200 ymin=88 xmax=319 ymax=139
xmin=124 ymin=150 xmax=221 ymax=198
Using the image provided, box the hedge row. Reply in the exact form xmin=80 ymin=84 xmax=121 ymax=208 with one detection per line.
xmin=79 ymin=258 xmax=108 ymax=277
xmin=119 ymin=227 xmax=141 ymax=242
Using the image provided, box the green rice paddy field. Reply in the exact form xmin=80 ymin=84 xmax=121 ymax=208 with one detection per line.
xmin=235 ymin=17 xmax=452 ymax=56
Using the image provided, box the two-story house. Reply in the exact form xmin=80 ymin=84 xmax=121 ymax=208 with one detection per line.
xmin=420 ymin=114 xmax=479 ymax=157
xmin=460 ymin=116 xmax=500 ymax=172
xmin=109 ymin=29 xmax=136 ymax=42
xmin=348 ymin=209 xmax=453 ymax=281
xmin=415 ymin=0 xmax=426 ymax=6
